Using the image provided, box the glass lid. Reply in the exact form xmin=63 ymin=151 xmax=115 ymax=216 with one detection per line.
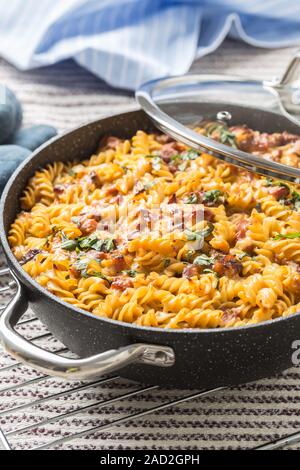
xmin=136 ymin=50 xmax=300 ymax=183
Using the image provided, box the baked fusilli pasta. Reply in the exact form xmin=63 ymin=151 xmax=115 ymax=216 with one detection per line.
xmin=8 ymin=128 xmax=300 ymax=329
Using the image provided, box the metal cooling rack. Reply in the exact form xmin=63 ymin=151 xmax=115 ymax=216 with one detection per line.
xmin=0 ymin=267 xmax=299 ymax=451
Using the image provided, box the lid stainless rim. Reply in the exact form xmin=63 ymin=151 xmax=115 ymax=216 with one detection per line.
xmin=136 ymin=74 xmax=300 ymax=183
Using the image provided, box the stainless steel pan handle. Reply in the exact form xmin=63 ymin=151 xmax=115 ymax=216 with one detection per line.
xmin=0 ymin=272 xmax=175 ymax=380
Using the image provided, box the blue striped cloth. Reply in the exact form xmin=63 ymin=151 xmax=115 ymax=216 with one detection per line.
xmin=1 ymin=0 xmax=300 ymax=90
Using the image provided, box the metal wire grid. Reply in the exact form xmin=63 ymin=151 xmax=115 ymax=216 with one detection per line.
xmin=0 ymin=267 xmax=299 ymax=450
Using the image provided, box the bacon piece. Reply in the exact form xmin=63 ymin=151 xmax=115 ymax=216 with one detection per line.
xmin=111 ymin=254 xmax=127 ymax=273
xmin=229 ymin=127 xmax=253 ymax=151
xmin=203 ymin=208 xmax=215 ymax=222
xmin=99 ymin=136 xmax=122 ymax=150
xmin=111 ymin=277 xmax=133 ymax=290
xmin=276 ymin=131 xmax=299 ymax=146
xmin=268 ymin=185 xmax=290 ymax=200
xmin=53 ymin=185 xmax=65 ymax=195
xmin=78 ymin=218 xmax=98 ymax=235
xmin=70 ymin=265 xmax=81 ymax=279
xmin=236 ymin=217 xmax=249 ymax=240
xmin=105 ymin=186 xmax=119 ymax=197
xmin=20 ymin=249 xmax=41 ymax=265
xmin=168 ymin=163 xmax=178 ymax=174
xmin=168 ymin=194 xmax=177 ymax=204
xmin=155 ymin=134 xmax=174 ymax=144
xmin=80 ymin=208 xmax=102 ymax=222
xmin=234 ymin=127 xmax=299 ymax=153
xmin=182 ymin=264 xmax=199 ymax=279
xmin=160 ymin=142 xmax=180 ymax=162
xmin=213 ymin=254 xmax=243 ymax=278
xmin=86 ymin=250 xmax=108 ymax=260
xmin=89 ymin=170 xmax=101 ymax=188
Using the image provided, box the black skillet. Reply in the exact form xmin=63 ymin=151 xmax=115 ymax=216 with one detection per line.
xmin=1 ymin=51 xmax=300 ymax=388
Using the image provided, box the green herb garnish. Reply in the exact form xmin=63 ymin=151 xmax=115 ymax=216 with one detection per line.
xmin=273 ymin=232 xmax=300 ymax=240
xmin=292 ymin=190 xmax=300 ymax=210
xmin=91 ymin=272 xmax=111 ymax=283
xmin=181 ymin=150 xmax=199 ymax=160
xmin=193 ymin=254 xmax=213 ymax=267
xmin=206 ymin=123 xmax=237 ymax=148
xmin=62 ymin=233 xmax=116 ymax=253
xmin=78 ymin=235 xmax=116 ymax=252
xmin=61 ymin=239 xmax=77 ymax=251
xmin=74 ymin=258 xmax=89 ymax=277
xmin=185 ymin=224 xmax=214 ymax=241
xmin=123 ymin=269 xmax=138 ymax=277
xmin=185 ymin=193 xmax=199 ymax=204
xmin=163 ymin=259 xmax=171 ymax=268
xmin=203 ymin=189 xmax=224 ymax=205
xmin=78 ymin=234 xmax=98 ymax=250
xmin=265 ymin=178 xmax=289 ymax=189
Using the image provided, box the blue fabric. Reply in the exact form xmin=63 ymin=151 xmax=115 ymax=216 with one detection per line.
xmin=1 ymin=0 xmax=300 ymax=90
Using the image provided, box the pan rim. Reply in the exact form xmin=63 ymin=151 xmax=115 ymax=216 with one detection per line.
xmin=1 ymin=109 xmax=300 ymax=335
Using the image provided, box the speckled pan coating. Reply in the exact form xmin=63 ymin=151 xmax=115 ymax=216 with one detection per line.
xmin=1 ymin=107 xmax=300 ymax=389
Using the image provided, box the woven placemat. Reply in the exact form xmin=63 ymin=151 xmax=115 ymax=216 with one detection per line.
xmin=1 ymin=40 xmax=300 ymax=450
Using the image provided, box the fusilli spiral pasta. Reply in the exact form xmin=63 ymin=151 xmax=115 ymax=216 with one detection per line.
xmin=8 ymin=127 xmax=300 ymax=329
